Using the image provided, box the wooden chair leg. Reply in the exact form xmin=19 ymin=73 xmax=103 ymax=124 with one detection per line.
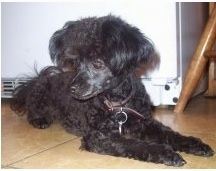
xmin=204 ymin=50 xmax=216 ymax=96
xmin=174 ymin=6 xmax=216 ymax=113
xmin=207 ymin=58 xmax=216 ymax=96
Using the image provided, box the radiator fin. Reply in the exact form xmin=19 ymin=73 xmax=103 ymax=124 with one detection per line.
xmin=1 ymin=78 xmax=28 ymax=98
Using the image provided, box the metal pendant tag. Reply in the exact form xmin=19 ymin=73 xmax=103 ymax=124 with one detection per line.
xmin=118 ymin=121 xmax=123 ymax=134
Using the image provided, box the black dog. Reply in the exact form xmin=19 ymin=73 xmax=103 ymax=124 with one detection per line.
xmin=11 ymin=15 xmax=214 ymax=166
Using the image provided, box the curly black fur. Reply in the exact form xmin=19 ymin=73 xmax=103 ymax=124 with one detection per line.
xmin=11 ymin=15 xmax=214 ymax=166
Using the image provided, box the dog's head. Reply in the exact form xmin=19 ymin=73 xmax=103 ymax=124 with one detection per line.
xmin=49 ymin=15 xmax=158 ymax=100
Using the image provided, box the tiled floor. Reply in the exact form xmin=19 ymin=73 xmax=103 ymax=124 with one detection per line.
xmin=1 ymin=95 xmax=216 ymax=169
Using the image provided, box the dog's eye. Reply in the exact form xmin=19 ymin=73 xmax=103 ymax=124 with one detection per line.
xmin=92 ymin=59 xmax=105 ymax=69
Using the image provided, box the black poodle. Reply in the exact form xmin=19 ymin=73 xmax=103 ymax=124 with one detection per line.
xmin=11 ymin=15 xmax=214 ymax=166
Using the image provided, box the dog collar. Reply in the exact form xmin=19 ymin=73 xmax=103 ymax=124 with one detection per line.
xmin=103 ymin=96 xmax=147 ymax=120
xmin=103 ymin=90 xmax=133 ymax=110
xmin=103 ymin=93 xmax=150 ymax=135
xmin=102 ymin=78 xmax=151 ymax=134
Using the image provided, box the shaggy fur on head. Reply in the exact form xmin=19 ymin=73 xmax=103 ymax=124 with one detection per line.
xmin=49 ymin=15 xmax=155 ymax=75
xmin=11 ymin=15 xmax=214 ymax=166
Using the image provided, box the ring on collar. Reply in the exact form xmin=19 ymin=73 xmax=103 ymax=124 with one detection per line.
xmin=115 ymin=107 xmax=128 ymax=124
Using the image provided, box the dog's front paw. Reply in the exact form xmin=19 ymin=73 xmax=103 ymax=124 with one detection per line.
xmin=190 ymin=142 xmax=214 ymax=157
xmin=162 ymin=150 xmax=186 ymax=167
xmin=198 ymin=145 xmax=214 ymax=157
xmin=156 ymin=147 xmax=186 ymax=167
xmin=29 ymin=118 xmax=51 ymax=129
xmin=183 ymin=137 xmax=214 ymax=157
xmin=138 ymin=144 xmax=186 ymax=167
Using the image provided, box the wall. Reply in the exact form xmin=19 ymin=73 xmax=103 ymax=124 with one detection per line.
xmin=1 ymin=1 xmax=177 ymax=78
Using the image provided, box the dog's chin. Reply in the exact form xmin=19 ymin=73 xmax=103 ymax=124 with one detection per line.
xmin=70 ymin=89 xmax=103 ymax=101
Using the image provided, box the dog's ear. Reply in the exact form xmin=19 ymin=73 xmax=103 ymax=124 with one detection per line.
xmin=49 ymin=29 xmax=66 ymax=65
xmin=49 ymin=21 xmax=80 ymax=73
xmin=102 ymin=16 xmax=156 ymax=75
xmin=49 ymin=21 xmax=76 ymax=65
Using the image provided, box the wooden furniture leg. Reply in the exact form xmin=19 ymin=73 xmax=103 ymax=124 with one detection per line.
xmin=204 ymin=50 xmax=216 ymax=96
xmin=174 ymin=6 xmax=216 ymax=113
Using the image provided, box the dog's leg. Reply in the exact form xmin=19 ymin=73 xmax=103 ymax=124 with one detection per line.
xmin=81 ymin=130 xmax=186 ymax=166
xmin=26 ymin=80 xmax=54 ymax=129
xmin=27 ymin=101 xmax=53 ymax=129
xmin=143 ymin=119 xmax=214 ymax=157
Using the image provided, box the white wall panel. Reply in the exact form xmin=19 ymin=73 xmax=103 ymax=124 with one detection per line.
xmin=2 ymin=1 xmax=176 ymax=78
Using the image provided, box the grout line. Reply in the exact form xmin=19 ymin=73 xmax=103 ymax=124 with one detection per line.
xmin=1 ymin=165 xmax=20 ymax=169
xmin=5 ymin=137 xmax=80 ymax=168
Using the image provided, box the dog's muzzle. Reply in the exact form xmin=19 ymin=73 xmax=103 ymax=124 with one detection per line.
xmin=69 ymin=73 xmax=106 ymax=100
xmin=70 ymin=84 xmax=103 ymax=100
xmin=69 ymin=62 xmax=113 ymax=100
